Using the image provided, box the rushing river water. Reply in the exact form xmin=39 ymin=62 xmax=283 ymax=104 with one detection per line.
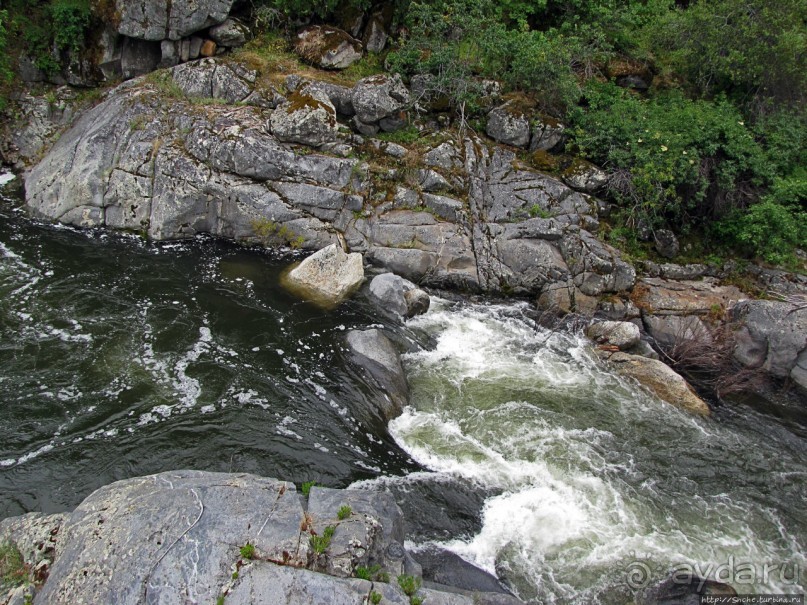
xmin=1 ymin=175 xmax=805 ymax=603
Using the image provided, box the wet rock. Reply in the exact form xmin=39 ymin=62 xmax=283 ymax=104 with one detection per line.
xmin=654 ymin=229 xmax=679 ymax=259
xmin=537 ymin=281 xmax=599 ymax=316
xmin=351 ymin=74 xmax=410 ymax=125
xmin=636 ymin=574 xmax=736 ymax=605
xmin=345 ymin=329 xmax=408 ymax=420
xmin=115 ymin=0 xmax=235 ymax=41
xmin=730 ymin=300 xmax=807 ymax=390
xmin=562 ymin=160 xmax=608 ymax=193
xmin=606 ymin=352 xmax=710 ymax=416
xmin=414 ymin=545 xmax=510 ymax=596
xmin=209 ymin=18 xmax=247 ymax=47
xmin=269 ymin=89 xmax=338 ymax=147
xmin=294 ymin=25 xmax=363 ymax=70
xmin=586 ymin=320 xmax=641 ymax=350
xmin=285 ymin=244 xmax=364 ymax=305
xmin=368 ymin=273 xmax=429 ymax=319
xmin=486 ymin=103 xmax=530 ymax=147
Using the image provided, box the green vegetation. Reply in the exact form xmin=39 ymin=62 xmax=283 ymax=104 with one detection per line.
xmin=355 ymin=563 xmax=389 ymax=581
xmin=0 ymin=0 xmax=802 ymax=268
xmin=251 ymin=218 xmax=306 ymax=249
xmin=397 ymin=574 xmax=421 ymax=596
xmin=239 ymin=543 xmax=256 ymax=560
xmin=309 ymin=525 xmax=336 ymax=554
xmin=0 ymin=541 xmax=27 ymax=590
xmin=300 ymin=480 xmax=318 ymax=496
xmin=337 ymin=504 xmax=352 ymax=520
xmin=370 ymin=590 xmax=383 ymax=604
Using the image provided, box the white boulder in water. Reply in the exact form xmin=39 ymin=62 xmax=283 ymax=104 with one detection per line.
xmin=284 ymin=244 xmax=364 ymax=306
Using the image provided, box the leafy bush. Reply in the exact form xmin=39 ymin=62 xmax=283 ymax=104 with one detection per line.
xmin=718 ymin=196 xmax=807 ymax=265
xmin=571 ymin=82 xmax=769 ymax=229
xmin=648 ymin=0 xmax=806 ymax=111
xmin=51 ymin=0 xmax=91 ymax=54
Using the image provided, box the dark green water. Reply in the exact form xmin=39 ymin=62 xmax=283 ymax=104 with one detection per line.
xmin=0 ymin=180 xmax=416 ymax=517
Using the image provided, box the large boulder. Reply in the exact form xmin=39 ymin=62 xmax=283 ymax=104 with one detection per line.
xmin=351 ymin=74 xmax=410 ymax=126
xmin=269 ymin=89 xmax=338 ymax=147
xmin=115 ymin=0 xmax=236 ymax=41
xmin=294 ymin=25 xmax=362 ymax=70
xmin=562 ymin=159 xmax=608 ymax=193
xmin=642 ymin=314 xmax=711 ymax=351
xmin=367 ymin=273 xmax=430 ymax=319
xmin=730 ymin=300 xmax=807 ymax=391
xmin=632 ymin=278 xmax=745 ymax=316
xmin=345 ymin=329 xmax=408 ymax=420
xmin=606 ymin=352 xmax=711 ymax=416
xmin=529 ymin=116 xmax=565 ymax=152
xmin=209 ymin=18 xmax=248 ymax=47
xmin=586 ymin=320 xmax=641 ymax=350
xmin=284 ymin=245 xmax=364 ymax=305
xmin=486 ymin=102 xmax=530 ymax=148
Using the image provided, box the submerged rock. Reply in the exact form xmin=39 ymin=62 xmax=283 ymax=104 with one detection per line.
xmin=636 ymin=574 xmax=736 ymax=605
xmin=284 ymin=244 xmax=364 ymax=305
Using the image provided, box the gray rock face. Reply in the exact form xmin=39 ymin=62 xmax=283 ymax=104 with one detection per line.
xmin=586 ymin=320 xmax=641 ymax=350
xmin=529 ymin=117 xmax=565 ymax=152
xmin=270 ymin=89 xmax=338 ymax=147
xmin=17 ymin=470 xmax=511 ymax=605
xmin=209 ymin=18 xmax=247 ymax=47
xmin=730 ymin=300 xmax=807 ymax=389
xmin=295 ymin=25 xmax=363 ymax=70
xmin=284 ymin=244 xmax=364 ymax=305
xmin=486 ymin=103 xmax=530 ymax=148
xmin=345 ymin=329 xmax=408 ymax=420
xmin=643 ymin=314 xmax=711 ymax=351
xmin=115 ymin=0 xmax=236 ymax=41
xmin=22 ymin=61 xmax=635 ymax=303
xmin=562 ymin=160 xmax=608 ymax=192
xmin=367 ymin=272 xmax=430 ymax=319
xmin=36 ymin=471 xmax=307 ymax=604
xmin=351 ymin=74 xmax=410 ymax=125
xmin=654 ymin=228 xmax=680 ymax=259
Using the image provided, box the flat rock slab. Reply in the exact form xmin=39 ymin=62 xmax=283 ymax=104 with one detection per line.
xmin=36 ymin=471 xmax=306 ymax=605
xmin=284 ymin=244 xmax=364 ymax=306
xmin=633 ymin=278 xmax=745 ymax=316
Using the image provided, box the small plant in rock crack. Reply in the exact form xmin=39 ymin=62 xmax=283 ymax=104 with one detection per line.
xmin=337 ymin=504 xmax=352 ymax=520
xmin=239 ymin=543 xmax=255 ymax=560
xmin=409 ymin=596 xmax=424 ymax=605
xmin=301 ymin=481 xmax=318 ymax=497
xmin=397 ymin=574 xmax=421 ymax=596
xmin=370 ymin=590 xmax=383 ymax=604
xmin=355 ymin=564 xmax=388 ymax=582
xmin=309 ymin=525 xmax=335 ymax=554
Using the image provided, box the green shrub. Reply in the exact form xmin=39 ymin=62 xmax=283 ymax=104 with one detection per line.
xmin=300 ymin=480 xmax=317 ymax=497
xmin=51 ymin=0 xmax=91 ymax=54
xmin=571 ymin=83 xmax=769 ymax=228
xmin=397 ymin=574 xmax=421 ymax=596
xmin=718 ymin=199 xmax=806 ymax=265
xmin=370 ymin=591 xmax=383 ymax=605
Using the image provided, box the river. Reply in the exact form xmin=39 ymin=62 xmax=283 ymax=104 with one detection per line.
xmin=1 ymin=175 xmax=804 ymax=603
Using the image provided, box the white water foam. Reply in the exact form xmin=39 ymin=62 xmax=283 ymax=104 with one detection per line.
xmin=382 ymin=299 xmax=806 ymax=601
